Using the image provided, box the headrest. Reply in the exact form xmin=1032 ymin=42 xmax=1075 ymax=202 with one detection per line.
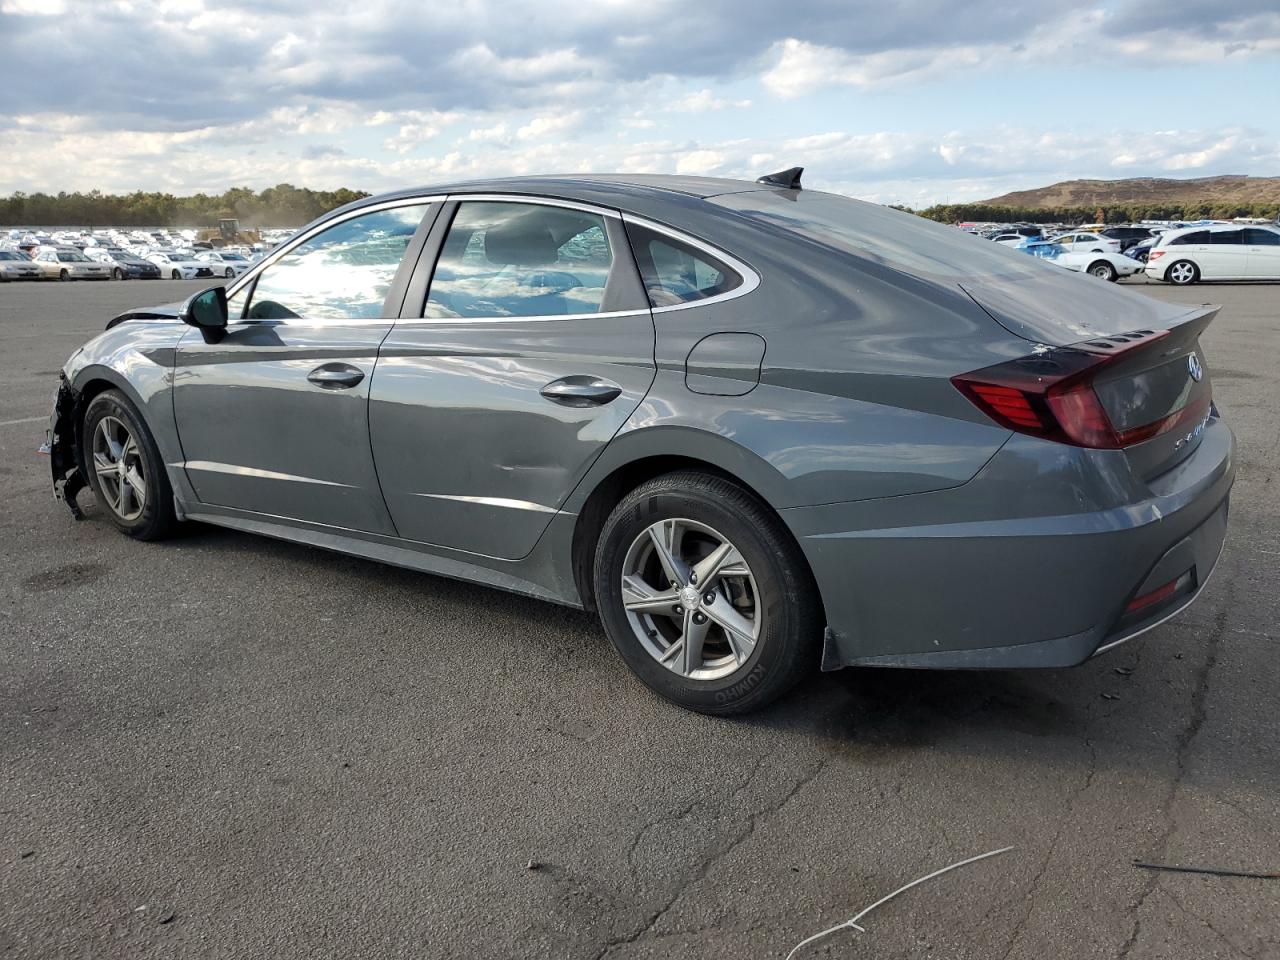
xmin=484 ymin=215 xmax=558 ymax=267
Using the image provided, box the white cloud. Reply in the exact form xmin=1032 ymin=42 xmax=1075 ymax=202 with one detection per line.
xmin=516 ymin=111 xmax=585 ymax=141
xmin=665 ymin=89 xmax=752 ymax=112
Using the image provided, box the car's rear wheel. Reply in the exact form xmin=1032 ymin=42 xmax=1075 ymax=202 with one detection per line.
xmin=81 ymin=390 xmax=177 ymax=541
xmin=112 ymin=267 xmax=124 ymax=280
xmin=1088 ymin=261 xmax=1117 ymax=281
xmin=593 ymin=470 xmax=820 ymax=714
xmin=171 ymin=269 xmax=181 ymax=280
xmin=1167 ymin=260 xmax=1199 ymax=285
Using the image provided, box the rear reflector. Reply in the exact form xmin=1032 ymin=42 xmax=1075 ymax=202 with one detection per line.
xmin=953 ymin=329 xmax=1210 ymax=450
xmin=1126 ymin=570 xmax=1193 ymax=614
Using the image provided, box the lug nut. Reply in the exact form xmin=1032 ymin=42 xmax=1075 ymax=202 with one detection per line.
xmin=673 ymin=605 xmax=684 ymax=615
xmin=689 ymin=572 xmax=698 ymax=584
xmin=703 ymin=593 xmax=715 ymax=605
xmin=692 ymin=612 xmax=707 ymax=625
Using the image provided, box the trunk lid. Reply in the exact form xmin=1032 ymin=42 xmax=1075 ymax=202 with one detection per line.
xmin=960 ymin=273 xmax=1218 ymax=479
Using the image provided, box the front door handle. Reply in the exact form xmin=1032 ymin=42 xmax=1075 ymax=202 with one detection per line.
xmin=307 ymin=362 xmax=365 ymax=390
xmin=540 ymin=376 xmax=623 ymax=407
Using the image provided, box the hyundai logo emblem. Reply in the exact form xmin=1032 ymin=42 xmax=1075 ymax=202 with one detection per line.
xmin=1187 ymin=353 xmax=1204 ymax=383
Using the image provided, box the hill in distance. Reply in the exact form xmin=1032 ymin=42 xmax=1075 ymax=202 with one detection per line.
xmin=981 ymin=175 xmax=1280 ymax=209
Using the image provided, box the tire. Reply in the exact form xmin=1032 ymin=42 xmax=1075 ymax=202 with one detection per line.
xmin=1166 ymin=260 xmax=1199 ymax=285
xmin=112 ymin=267 xmax=124 ymax=280
xmin=171 ymin=269 xmax=181 ymax=280
xmin=81 ymin=390 xmax=178 ymax=541
xmin=59 ymin=269 xmax=69 ymax=281
xmin=1088 ymin=261 xmax=1117 ymax=282
xmin=592 ymin=470 xmax=821 ymax=714
xmin=224 ymin=267 xmax=234 ymax=278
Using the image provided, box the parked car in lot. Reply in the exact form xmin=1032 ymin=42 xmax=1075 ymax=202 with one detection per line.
xmin=1125 ymin=237 xmax=1157 ymax=263
xmin=1146 ymin=224 xmax=1280 ymax=284
xmin=1099 ymin=225 xmax=1158 ymax=252
xmin=1018 ymin=238 xmax=1144 ymax=281
xmin=194 ymin=250 xmax=253 ymax=278
xmin=0 ymin=249 xmax=42 ymax=281
xmin=1047 ymin=231 xmax=1122 ymax=254
xmin=145 ymin=250 xmax=216 ymax=280
xmin=31 ymin=246 xmax=112 ymax=281
xmin=84 ymin=247 xmax=163 ymax=280
xmin=47 ymin=172 xmax=1234 ymax=714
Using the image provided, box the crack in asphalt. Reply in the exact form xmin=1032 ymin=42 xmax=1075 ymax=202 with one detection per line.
xmin=998 ymin=735 xmax=1100 ymax=960
xmin=1158 ymin=885 xmax=1260 ymax=959
xmin=595 ymin=757 xmax=827 ymax=959
xmin=1116 ymin=587 xmax=1233 ymax=959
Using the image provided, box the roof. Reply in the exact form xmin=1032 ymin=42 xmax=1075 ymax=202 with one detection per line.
xmin=327 ymin=173 xmax=786 ymax=225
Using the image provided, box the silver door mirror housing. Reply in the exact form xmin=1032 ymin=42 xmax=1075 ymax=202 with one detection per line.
xmin=181 ymin=286 xmax=228 ymax=331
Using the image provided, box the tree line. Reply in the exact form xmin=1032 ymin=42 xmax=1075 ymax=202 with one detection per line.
xmin=4 ymin=186 xmax=1277 ymax=230
xmin=0 ymin=184 xmax=371 ymax=228
xmin=915 ymin=201 xmax=1280 ymax=225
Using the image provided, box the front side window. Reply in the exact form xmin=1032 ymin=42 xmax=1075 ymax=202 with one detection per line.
xmin=425 ymin=202 xmax=615 ymax=319
xmin=246 ymin=203 xmax=430 ymax=321
xmin=626 ymin=223 xmax=742 ymax=307
xmin=1244 ymin=228 xmax=1280 ymax=246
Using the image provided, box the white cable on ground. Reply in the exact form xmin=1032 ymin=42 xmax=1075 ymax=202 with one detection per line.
xmin=784 ymin=846 xmax=1014 ymax=960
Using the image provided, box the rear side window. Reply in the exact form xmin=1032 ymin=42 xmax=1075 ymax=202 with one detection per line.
xmin=1244 ymin=228 xmax=1280 ymax=246
xmin=626 ymin=223 xmax=742 ymax=307
xmin=246 ymin=204 xmax=429 ymax=320
xmin=1209 ymin=230 xmax=1244 ymax=245
xmin=425 ymin=201 xmax=618 ymax=319
xmin=1170 ymin=231 xmax=1209 ymax=245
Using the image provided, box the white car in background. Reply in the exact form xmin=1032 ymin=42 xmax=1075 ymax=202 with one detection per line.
xmin=1017 ymin=239 xmax=1144 ymax=281
xmin=1145 ymin=224 xmax=1280 ymax=284
xmin=145 ymin=250 xmax=217 ymax=280
xmin=194 ymin=250 xmax=253 ymax=278
xmin=0 ymin=249 xmax=42 ymax=281
xmin=1046 ymin=231 xmax=1122 ymax=254
xmin=30 ymin=246 xmax=113 ymax=281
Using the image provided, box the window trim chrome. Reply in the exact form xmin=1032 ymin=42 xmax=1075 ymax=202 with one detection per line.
xmin=620 ymin=213 xmax=761 ymax=313
xmin=222 ymin=191 xmax=760 ymax=327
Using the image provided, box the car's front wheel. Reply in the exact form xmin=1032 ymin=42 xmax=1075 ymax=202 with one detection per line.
xmin=112 ymin=267 xmax=124 ymax=280
xmin=171 ymin=269 xmax=181 ymax=280
xmin=1088 ymin=261 xmax=1118 ymax=281
xmin=224 ymin=267 xmax=234 ymax=278
xmin=81 ymin=390 xmax=177 ymax=541
xmin=1167 ymin=259 xmax=1199 ymax=285
xmin=58 ymin=269 xmax=69 ymax=281
xmin=593 ymin=471 xmax=821 ymax=714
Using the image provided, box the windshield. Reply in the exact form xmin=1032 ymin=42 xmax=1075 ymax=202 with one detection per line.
xmin=712 ymin=189 xmax=1044 ymax=280
xmin=0 ymin=251 xmax=26 ymax=260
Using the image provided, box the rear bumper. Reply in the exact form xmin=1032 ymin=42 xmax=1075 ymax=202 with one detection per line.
xmin=789 ymin=417 xmax=1235 ymax=670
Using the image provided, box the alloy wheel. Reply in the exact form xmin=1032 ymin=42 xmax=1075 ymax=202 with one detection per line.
xmin=620 ymin=518 xmax=761 ymax=680
xmin=91 ymin=415 xmax=147 ymax=521
xmin=1169 ymin=261 xmax=1196 ymax=285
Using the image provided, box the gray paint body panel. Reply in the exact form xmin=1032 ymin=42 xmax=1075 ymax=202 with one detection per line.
xmin=52 ymin=173 xmax=1236 ymax=674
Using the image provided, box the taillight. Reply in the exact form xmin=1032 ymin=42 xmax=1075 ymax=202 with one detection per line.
xmin=952 ymin=329 xmax=1209 ymax=449
xmin=1148 ymin=250 xmax=1166 ymax=261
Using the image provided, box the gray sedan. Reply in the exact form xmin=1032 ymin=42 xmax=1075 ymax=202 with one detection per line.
xmin=47 ymin=171 xmax=1234 ymax=713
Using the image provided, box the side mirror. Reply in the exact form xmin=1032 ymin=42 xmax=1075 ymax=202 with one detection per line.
xmin=180 ymin=286 xmax=228 ymax=342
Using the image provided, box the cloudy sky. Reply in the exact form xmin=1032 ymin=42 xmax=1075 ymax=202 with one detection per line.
xmin=1 ymin=0 xmax=1278 ymax=205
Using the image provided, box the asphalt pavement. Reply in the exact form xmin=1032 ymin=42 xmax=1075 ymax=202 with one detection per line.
xmin=1 ymin=276 xmax=1277 ymax=959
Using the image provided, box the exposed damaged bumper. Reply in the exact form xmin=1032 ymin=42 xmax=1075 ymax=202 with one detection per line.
xmin=48 ymin=375 xmax=86 ymax=520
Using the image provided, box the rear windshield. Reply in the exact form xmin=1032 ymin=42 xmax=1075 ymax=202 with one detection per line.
xmin=711 ymin=189 xmax=1042 ymax=280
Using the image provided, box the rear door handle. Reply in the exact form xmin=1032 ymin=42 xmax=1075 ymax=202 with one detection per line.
xmin=540 ymin=376 xmax=623 ymax=407
xmin=307 ymin=362 xmax=365 ymax=389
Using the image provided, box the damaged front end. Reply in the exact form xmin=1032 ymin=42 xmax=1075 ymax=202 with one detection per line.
xmin=48 ymin=375 xmax=87 ymax=520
